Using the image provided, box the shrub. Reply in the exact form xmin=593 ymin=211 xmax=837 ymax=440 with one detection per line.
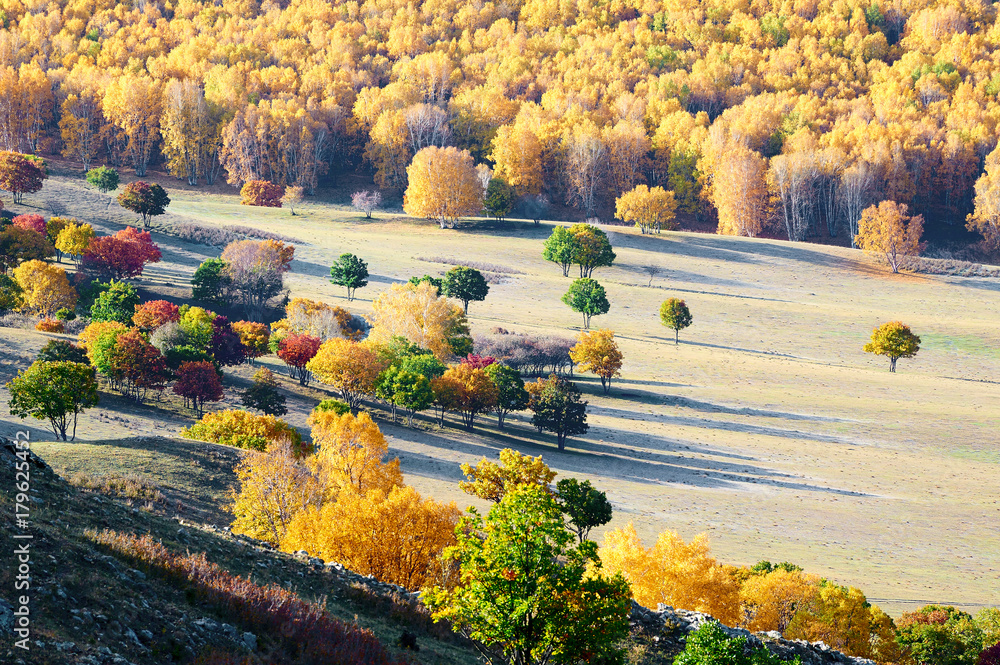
xmin=35 ymin=318 xmax=64 ymax=333
xmin=241 ymin=180 xmax=284 ymax=207
xmin=37 ymin=340 xmax=88 ymax=364
xmin=313 ymin=398 xmax=350 ymax=416
xmin=182 ymin=409 xmax=306 ymax=454
xmin=240 ymin=368 xmax=287 ymax=416
xmin=675 ymin=622 xmax=799 ymax=665
xmin=83 ymin=227 xmax=162 ymax=279
xmin=55 ymin=307 xmax=76 ymax=321
xmin=86 ymin=166 xmax=120 ymax=193
xmin=12 ymin=213 xmax=46 ymax=234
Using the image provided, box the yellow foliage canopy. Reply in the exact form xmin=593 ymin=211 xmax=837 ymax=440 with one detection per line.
xmin=854 ymin=200 xmax=925 ymax=273
xmin=569 ymin=328 xmax=623 ymax=393
xmin=306 ymin=338 xmax=385 ymax=411
xmin=366 ymin=281 xmax=469 ymax=361
xmin=403 ymin=145 xmax=482 ymax=228
xmin=12 ymin=260 xmax=77 ymax=316
xmin=308 ymin=410 xmax=403 ymax=499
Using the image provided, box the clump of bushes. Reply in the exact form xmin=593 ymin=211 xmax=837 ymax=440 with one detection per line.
xmin=181 ymin=409 xmax=307 ymax=455
xmin=35 ymin=318 xmax=65 ymax=333
xmin=176 ymin=223 xmax=300 ymax=248
xmin=474 ymin=331 xmax=576 ymax=376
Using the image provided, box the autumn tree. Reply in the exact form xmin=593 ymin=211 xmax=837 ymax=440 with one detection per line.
xmin=221 ymin=239 xmax=294 ymax=321
xmin=616 ymin=185 xmax=678 ymax=234
xmin=351 ymin=190 xmax=382 ymax=218
xmin=855 ymin=201 xmax=925 ymax=273
xmin=864 ymin=321 xmax=920 ymax=372
xmin=527 ymin=375 xmax=589 ymax=450
xmin=660 ymin=298 xmax=693 ymax=344
xmin=555 ymin=478 xmax=613 ymax=543
xmin=739 ymin=567 xmax=819 ymax=633
xmin=459 ymin=448 xmax=556 ymax=503
xmin=173 ymin=360 xmax=224 ymax=415
xmin=13 ymin=214 xmax=46 ymax=234
xmin=423 ymin=485 xmax=632 ymax=665
xmin=403 ymin=146 xmax=482 ymax=229
xmin=711 ymin=145 xmax=768 ymax=237
xmin=968 ymin=148 xmax=1000 ymax=248
xmin=368 ymin=281 xmax=472 ymax=360
xmin=117 ymin=181 xmax=170 ymax=229
xmin=0 ymin=152 xmax=47 ymax=203
xmin=12 ymin=260 xmax=77 ymax=316
xmin=103 ymin=329 xmax=170 ymax=402
xmin=0 ymin=274 xmax=22 ymax=312
xmin=86 ymin=167 xmax=119 ymax=194
xmin=103 ymin=75 xmax=161 ymax=176
xmin=433 ymin=364 xmax=499 ymax=430
xmin=132 ymin=300 xmax=181 ymax=331
xmin=569 ymin=329 xmax=623 ymax=393
xmin=83 ymin=227 xmax=162 ymax=279
xmin=329 ymin=253 xmax=368 ymax=301
xmin=483 ymin=178 xmax=515 ymax=221
xmin=569 ymin=223 xmax=616 ymax=277
xmin=90 ymin=280 xmax=140 ymax=324
xmin=483 ymin=363 xmax=529 ymax=429
xmin=7 ymin=361 xmax=99 ymax=441
xmin=183 ymin=409 xmax=304 ymax=454
xmin=896 ymin=606 xmax=985 ymax=665
xmin=562 ymin=278 xmax=610 ymax=329
xmin=278 ymin=333 xmax=322 ymax=385
xmin=282 ymin=186 xmax=304 ymax=215
xmin=59 ymin=93 xmax=102 ymax=172
xmin=376 ymin=366 xmax=433 ymax=425
xmin=490 ymin=122 xmax=543 ymax=197
xmin=55 ymin=222 xmax=95 ymax=262
xmin=308 ymin=410 xmax=402 ymax=497
xmin=442 ymin=266 xmax=489 ymax=314
xmin=209 ymin=316 xmax=247 ymax=367
xmin=241 ymin=180 xmax=285 ymax=207
xmin=45 ymin=217 xmax=71 ymax=262
xmin=564 ymin=120 xmax=606 ymax=215
xmin=240 ymin=368 xmax=287 ymax=417
xmin=0 ymin=226 xmax=54 ymax=272
xmin=232 ymin=321 xmax=270 ymax=362
xmin=307 ymin=338 xmax=385 ymax=412
xmin=160 ymin=79 xmax=223 ymax=186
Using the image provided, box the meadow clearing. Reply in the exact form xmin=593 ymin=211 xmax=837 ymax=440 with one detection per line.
xmin=7 ymin=163 xmax=1000 ymax=619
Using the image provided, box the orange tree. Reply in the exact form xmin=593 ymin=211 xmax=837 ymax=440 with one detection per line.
xmin=863 ymin=321 xmax=920 ymax=372
xmin=569 ymin=329 xmax=623 ymax=394
xmin=241 ymin=179 xmax=285 ymax=207
xmin=307 ymin=338 xmax=385 ymax=412
xmin=854 ymin=201 xmax=924 ymax=273
xmin=432 ymin=363 xmax=498 ymax=431
xmin=615 ymin=184 xmax=678 ymax=234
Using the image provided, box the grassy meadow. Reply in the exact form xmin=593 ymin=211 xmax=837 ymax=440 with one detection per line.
xmin=7 ymin=164 xmax=1000 ymax=618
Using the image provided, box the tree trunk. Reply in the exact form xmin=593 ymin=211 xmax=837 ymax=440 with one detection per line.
xmin=890 ymin=357 xmax=897 ymax=372
xmin=675 ymin=329 xmax=679 ymax=345
xmin=557 ymin=431 xmax=565 ymax=451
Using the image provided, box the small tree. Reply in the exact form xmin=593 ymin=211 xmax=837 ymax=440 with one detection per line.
xmin=459 ymin=448 xmax=556 ymax=503
xmin=569 ymin=329 xmax=623 ymax=393
xmin=555 ymin=477 xmax=613 ymax=543
xmin=90 ymin=280 xmax=140 ymax=324
xmin=240 ymin=180 xmax=284 ymax=207
xmin=46 ymin=217 xmax=71 ymax=262
xmin=864 ymin=321 xmax=920 ymax=372
xmin=13 ymin=214 xmax=46 ymax=234
xmin=351 ymin=190 xmax=382 ymax=219
xmin=191 ymin=257 xmax=230 ymax=304
xmin=562 ymin=278 xmax=610 ymax=329
xmin=408 ymin=274 xmax=444 ymax=291
xmin=86 ymin=166 xmax=120 ymax=194
xmin=282 ymin=185 xmax=304 ymax=214
xmin=443 ymin=266 xmax=490 ymax=314
xmin=616 ymin=184 xmax=678 ymax=234
xmin=854 ymin=201 xmax=925 ymax=273
xmin=307 ymin=338 xmax=385 ymax=412
xmin=0 ymin=226 xmax=54 ymax=272
xmin=423 ymin=485 xmax=632 ymax=665
xmin=104 ymin=329 xmax=170 ymax=402
xmin=221 ymin=239 xmax=294 ymax=321
xmin=209 ymin=316 xmax=248 ymax=366
xmin=6 ymin=360 xmax=99 ymax=441
xmin=376 ymin=365 xmax=433 ymax=425
xmin=434 ymin=364 xmax=499 ymax=431
xmin=483 ymin=177 xmax=515 ymax=221
xmin=329 ymin=252 xmax=369 ymax=301
xmin=83 ymin=227 xmax=162 ymax=279
xmin=660 ymin=297 xmax=692 ymax=344
xmin=542 ymin=226 xmax=577 ymax=277
xmin=0 ymin=151 xmax=47 ymax=203
xmin=403 ymin=146 xmax=483 ymax=229
xmin=133 ymin=299 xmax=181 ymax=331
xmin=118 ymin=181 xmax=170 ymax=228
xmin=278 ymin=333 xmax=322 ymax=385
xmin=240 ymin=367 xmax=287 ymax=416
xmin=172 ymin=360 xmax=224 ymax=415
xmin=527 ymin=375 xmax=589 ymax=451
xmin=569 ymin=223 xmax=616 ymax=277
xmin=55 ymin=222 xmax=95 ymax=263
xmin=12 ymin=260 xmax=77 ymax=316
xmin=483 ymin=363 xmax=528 ymax=429
xmin=0 ymin=274 xmax=22 ymax=312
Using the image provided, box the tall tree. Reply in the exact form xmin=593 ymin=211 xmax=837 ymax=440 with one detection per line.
xmin=562 ymin=278 xmax=610 ymax=329
xmin=527 ymin=375 xmax=589 ymax=451
xmin=616 ymin=185 xmax=678 ymax=234
xmin=221 ymin=239 xmax=294 ymax=321
xmin=173 ymin=360 xmax=224 ymax=415
xmin=160 ymin=79 xmax=223 ymax=186
xmin=403 ymin=146 xmax=483 ymax=229
xmin=103 ymin=74 xmax=162 ymax=176
xmin=569 ymin=329 xmax=623 ymax=394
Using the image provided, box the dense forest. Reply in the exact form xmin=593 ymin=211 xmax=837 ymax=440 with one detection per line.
xmin=3 ymin=0 xmax=1000 ymax=247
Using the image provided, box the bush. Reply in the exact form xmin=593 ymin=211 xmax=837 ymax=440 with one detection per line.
xmin=313 ymin=398 xmax=351 ymax=416
xmin=55 ymin=307 xmax=76 ymax=321
xmin=37 ymin=340 xmax=88 ymax=364
xmin=241 ymin=180 xmax=285 ymax=207
xmin=675 ymin=622 xmax=799 ymax=665
xmin=35 ymin=318 xmax=64 ymax=333
xmin=182 ymin=409 xmax=306 ymax=454
xmin=86 ymin=166 xmax=119 ymax=193
xmin=474 ymin=332 xmax=575 ymax=376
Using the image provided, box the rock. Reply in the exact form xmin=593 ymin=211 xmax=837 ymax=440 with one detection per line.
xmin=124 ymin=628 xmax=146 ymax=650
xmin=242 ymin=632 xmax=257 ymax=651
xmin=138 ymin=630 xmax=153 ymax=643
xmin=0 ymin=598 xmax=13 ymax=634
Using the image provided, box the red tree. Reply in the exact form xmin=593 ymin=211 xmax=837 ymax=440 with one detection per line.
xmin=0 ymin=152 xmax=47 ymax=203
xmin=83 ymin=227 xmax=162 ymax=279
xmin=277 ymin=333 xmax=321 ymax=385
xmin=117 ymin=181 xmax=170 ymax=228
xmin=133 ymin=300 xmax=181 ymax=330
xmin=209 ymin=316 xmax=247 ymax=366
xmin=462 ymin=353 xmax=497 ymax=369
xmin=12 ymin=214 xmax=46 ymax=234
xmin=980 ymin=643 xmax=1000 ymax=665
xmin=173 ymin=360 xmax=224 ymax=415
xmin=105 ymin=329 xmax=170 ymax=402
xmin=240 ymin=180 xmax=285 ymax=207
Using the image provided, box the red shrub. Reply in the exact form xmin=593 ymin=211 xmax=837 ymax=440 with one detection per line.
xmin=83 ymin=226 xmax=162 ymax=279
xmin=980 ymin=643 xmax=1000 ymax=665
xmin=133 ymin=299 xmax=181 ymax=330
xmin=277 ymin=333 xmax=321 ymax=385
xmin=462 ymin=353 xmax=496 ymax=369
xmin=13 ymin=213 xmax=46 ymax=234
xmin=240 ymin=180 xmax=285 ymax=207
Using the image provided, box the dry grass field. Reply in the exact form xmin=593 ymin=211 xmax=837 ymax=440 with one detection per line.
xmin=6 ymin=165 xmax=1000 ymax=618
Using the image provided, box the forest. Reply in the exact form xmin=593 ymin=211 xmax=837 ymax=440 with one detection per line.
xmin=3 ymin=0 xmax=1000 ymax=248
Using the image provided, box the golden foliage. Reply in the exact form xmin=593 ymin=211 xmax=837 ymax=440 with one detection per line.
xmin=459 ymin=448 xmax=556 ymax=503
xmin=616 ymin=185 xmax=678 ymax=234
xmin=855 ymin=200 xmax=925 ymax=273
xmin=78 ymin=320 xmax=129 ymax=353
xmin=569 ymin=329 xmax=623 ymax=393
xmin=738 ymin=568 xmax=819 ymax=633
xmin=307 ymin=410 xmax=403 ymax=499
xmin=367 ymin=281 xmax=468 ymax=361
xmin=599 ymin=522 xmax=739 ymax=625
xmin=711 ymin=144 xmax=769 ymax=238
xmin=306 ymin=338 xmax=386 ymax=411
xmin=12 ymin=260 xmax=77 ymax=316
xmin=55 ymin=221 xmax=95 ymax=260
xmin=403 ymin=146 xmax=482 ymax=228
xmin=181 ymin=409 xmax=307 ymax=455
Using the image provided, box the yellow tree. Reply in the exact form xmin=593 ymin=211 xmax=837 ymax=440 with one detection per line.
xmin=308 ymin=410 xmax=403 ymax=499
xmin=160 ymin=79 xmax=223 ymax=186
xmin=229 ymin=441 xmax=320 ymax=546
xmin=103 ymin=74 xmax=162 ymax=176
xmin=967 ymin=146 xmax=1000 ymax=248
xmin=569 ymin=329 xmax=623 ymax=394
xmin=403 ymin=146 xmax=482 ymax=228
xmin=459 ymin=448 xmax=556 ymax=503
xmin=615 ymin=185 xmax=678 ymax=234
xmin=55 ymin=222 xmax=96 ymax=263
xmin=306 ymin=339 xmax=385 ymax=412
xmin=854 ymin=201 xmax=924 ymax=273
xmin=12 ymin=261 xmax=77 ymax=316
xmin=59 ymin=93 xmax=103 ymax=172
xmin=785 ymin=582 xmax=888 ymax=659
xmin=563 ymin=119 xmax=606 ymax=216
xmin=279 ymin=484 xmax=460 ymax=588
xmin=600 ymin=522 xmax=739 ymax=625
xmin=738 ymin=568 xmax=819 ymax=633
xmin=603 ymin=120 xmax=651 ymax=198
xmin=367 ymin=281 xmax=470 ymax=360
xmin=491 ymin=121 xmax=544 ymax=196
xmin=434 ymin=363 xmax=499 ymax=430
xmin=711 ymin=145 xmax=768 ymax=237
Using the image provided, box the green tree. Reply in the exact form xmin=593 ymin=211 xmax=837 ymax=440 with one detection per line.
xmin=86 ymin=166 xmax=120 ymax=194
xmin=863 ymin=321 xmax=920 ymax=372
xmin=6 ymin=361 xmax=99 ymax=441
xmin=329 ymin=252 xmax=369 ymax=301
xmin=377 ymin=365 xmax=433 ymax=425
xmin=117 ymin=181 xmax=170 ymax=229
xmin=408 ymin=274 xmax=444 ymax=292
xmin=423 ymin=485 xmax=631 ymax=665
xmin=484 ymin=363 xmax=528 ymax=429
xmin=240 ymin=367 xmax=287 ymax=416
xmin=0 ymin=274 xmax=23 ymax=312
xmin=896 ymin=606 xmax=984 ymax=665
xmin=675 ymin=622 xmax=799 ymax=665
xmin=443 ymin=266 xmax=490 ymax=314
xmin=527 ymin=375 xmax=589 ymax=451
xmin=659 ymin=298 xmax=693 ymax=344
xmin=400 ymin=352 xmax=447 ymax=380
xmin=37 ymin=340 xmax=88 ymax=364
xmin=191 ymin=258 xmax=230 ymax=304
xmin=484 ymin=177 xmax=515 ymax=221
xmin=562 ymin=278 xmax=610 ymax=329
xmin=90 ymin=280 xmax=140 ymax=324
xmin=569 ymin=224 xmax=616 ymax=277
xmin=555 ymin=478 xmax=613 ymax=543
xmin=542 ymin=226 xmax=577 ymax=277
